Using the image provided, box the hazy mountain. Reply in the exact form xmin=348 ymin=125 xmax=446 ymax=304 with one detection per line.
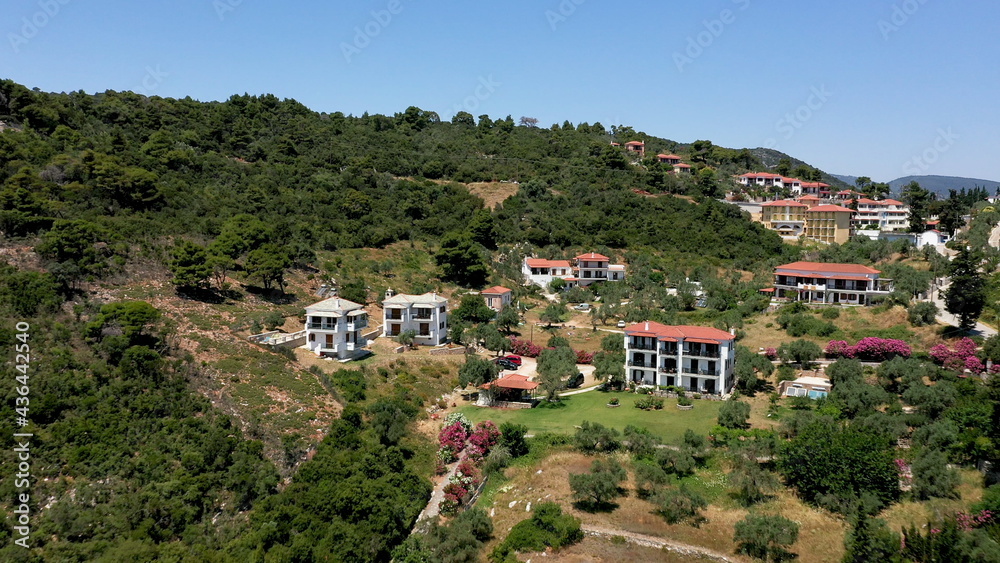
xmin=832 ymin=174 xmax=1000 ymax=198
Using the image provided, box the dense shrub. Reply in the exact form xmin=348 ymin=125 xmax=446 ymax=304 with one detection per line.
xmin=826 ymin=338 xmax=911 ymax=362
xmin=490 ymin=503 xmax=582 ymax=562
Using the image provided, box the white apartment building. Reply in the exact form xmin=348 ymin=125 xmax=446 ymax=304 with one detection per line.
xmin=623 ymin=322 xmax=736 ymax=395
xmin=522 ymin=253 xmax=626 ymax=288
xmin=382 ymin=291 xmax=449 ymax=346
xmin=304 ymin=297 xmax=368 ymax=359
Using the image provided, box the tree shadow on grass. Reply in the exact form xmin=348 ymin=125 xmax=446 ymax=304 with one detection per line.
xmin=536 ymin=397 xmax=570 ymax=410
xmin=572 ymin=499 xmax=620 ymax=513
xmin=245 ymin=286 xmax=299 ymax=304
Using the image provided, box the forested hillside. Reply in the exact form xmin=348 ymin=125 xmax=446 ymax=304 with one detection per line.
xmin=0 ymin=79 xmax=794 ymax=275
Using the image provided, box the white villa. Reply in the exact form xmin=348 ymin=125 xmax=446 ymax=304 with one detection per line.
xmin=522 ymin=253 xmax=625 ymax=288
xmin=623 ymin=322 xmax=736 ymax=395
xmin=849 ymin=198 xmax=910 ymax=233
xmin=769 ymin=261 xmax=893 ymax=305
xmin=304 ymin=297 xmax=368 ymax=359
xmin=382 ymin=291 xmax=449 ymax=346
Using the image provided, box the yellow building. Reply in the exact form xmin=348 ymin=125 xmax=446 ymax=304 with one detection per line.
xmin=804 ymin=205 xmax=854 ymax=244
xmin=760 ymin=200 xmax=808 ymax=238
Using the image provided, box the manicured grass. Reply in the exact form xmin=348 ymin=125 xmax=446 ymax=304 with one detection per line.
xmin=459 ymin=391 xmax=722 ymax=443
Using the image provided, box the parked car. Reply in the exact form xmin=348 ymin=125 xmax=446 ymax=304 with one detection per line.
xmin=502 ymin=354 xmax=522 ymax=366
xmin=493 ymin=357 xmax=518 ymax=370
xmin=616 ymin=320 xmax=627 ymax=328
xmin=566 ymin=372 xmax=585 ymax=389
xmin=573 ymin=303 xmax=591 ymax=311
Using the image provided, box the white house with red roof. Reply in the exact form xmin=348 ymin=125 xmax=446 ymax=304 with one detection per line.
xmin=481 ymin=286 xmax=513 ymax=311
xmin=737 ymin=173 xmax=797 ymax=191
xmin=657 ymin=154 xmax=682 ymax=165
xmin=522 ymin=258 xmax=574 ymax=288
xmin=771 ymin=262 xmax=893 ymax=305
xmin=522 ymin=253 xmax=625 ymax=288
xmin=623 ymin=322 xmax=736 ymax=394
xmin=673 ymin=163 xmax=693 ymax=175
xmin=800 ymin=181 xmax=831 ymax=197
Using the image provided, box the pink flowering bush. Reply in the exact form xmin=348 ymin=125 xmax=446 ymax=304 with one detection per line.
xmin=853 ymin=337 xmax=911 ymax=361
xmin=764 ymin=347 xmax=777 ymax=360
xmin=468 ymin=421 xmax=500 ymax=460
xmin=956 ymin=510 xmax=995 ymax=531
xmin=930 ymin=338 xmax=983 ymax=374
xmin=826 ymin=338 xmax=910 ymax=361
xmin=439 ymin=421 xmax=469 ymax=454
xmin=575 ymin=349 xmax=595 ymax=364
xmin=509 ymin=338 xmax=542 ymax=357
xmin=895 ymin=458 xmax=913 ymax=489
xmin=825 ymin=340 xmax=855 ymax=359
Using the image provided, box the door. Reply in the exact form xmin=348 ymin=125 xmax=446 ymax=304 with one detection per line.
xmin=325 ymin=334 xmax=334 ymax=349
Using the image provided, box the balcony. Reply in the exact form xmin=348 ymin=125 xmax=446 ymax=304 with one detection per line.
xmin=660 ymin=347 xmax=678 ymax=355
xmin=659 ymin=366 xmax=678 ymax=374
xmin=682 ymin=368 xmax=720 ymax=376
xmin=628 ymin=361 xmax=653 ymax=368
xmin=308 ymin=322 xmax=340 ymax=331
xmin=628 ymin=341 xmax=656 ymax=351
xmin=685 ymin=348 xmax=720 ymax=359
xmin=347 ymin=319 xmax=368 ymax=332
xmin=412 ymin=310 xmax=433 ymax=320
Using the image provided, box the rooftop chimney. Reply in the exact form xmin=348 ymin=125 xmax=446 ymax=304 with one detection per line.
xmin=645 ymin=322 xmax=649 ymax=331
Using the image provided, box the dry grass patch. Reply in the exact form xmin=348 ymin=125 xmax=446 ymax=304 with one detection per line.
xmin=880 ymin=468 xmax=986 ymax=532
xmin=466 ymin=181 xmax=519 ymax=208
xmin=484 ymin=449 xmax=848 ymax=563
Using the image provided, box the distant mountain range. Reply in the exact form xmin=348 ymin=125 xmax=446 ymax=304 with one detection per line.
xmin=832 ymin=174 xmax=1000 ymax=198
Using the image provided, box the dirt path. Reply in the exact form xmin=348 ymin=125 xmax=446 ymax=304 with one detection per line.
xmin=581 ymin=525 xmax=740 ymax=562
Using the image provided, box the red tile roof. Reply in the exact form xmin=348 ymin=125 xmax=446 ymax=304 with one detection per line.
xmin=624 ymin=321 xmax=734 ymax=342
xmin=806 ymin=204 xmax=854 ymax=213
xmin=762 ymin=200 xmax=808 ymax=207
xmin=481 ymin=286 xmax=512 ymax=295
xmin=575 ymin=252 xmax=610 ymax=261
xmin=481 ymin=374 xmax=539 ymax=391
xmin=658 ymin=153 xmax=681 ymax=159
xmin=525 ymin=258 xmax=572 ymax=269
xmin=740 ymin=172 xmax=783 ymax=179
xmin=777 ymin=261 xmax=881 ymax=275
xmin=781 ymin=177 xmax=802 ymax=184
xmin=674 ymin=163 xmax=692 ymax=168
xmin=625 ymin=141 xmax=644 ymax=146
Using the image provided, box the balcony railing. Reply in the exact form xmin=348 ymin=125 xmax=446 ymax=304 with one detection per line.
xmin=660 ymin=347 xmax=678 ymax=355
xmin=308 ymin=322 xmax=339 ymax=331
xmin=628 ymin=361 xmax=653 ymax=368
xmin=628 ymin=341 xmax=656 ymax=351
xmin=682 ymin=368 xmax=720 ymax=376
xmin=347 ymin=319 xmax=368 ymax=331
xmin=412 ymin=312 xmax=433 ymax=320
xmin=686 ymin=348 xmax=720 ymax=359
xmin=659 ymin=366 xmax=678 ymax=373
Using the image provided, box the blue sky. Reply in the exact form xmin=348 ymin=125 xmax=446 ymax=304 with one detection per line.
xmin=3 ymin=0 xmax=998 ymax=183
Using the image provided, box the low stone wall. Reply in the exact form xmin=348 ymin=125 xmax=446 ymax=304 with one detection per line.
xmin=429 ymin=346 xmax=470 ymax=356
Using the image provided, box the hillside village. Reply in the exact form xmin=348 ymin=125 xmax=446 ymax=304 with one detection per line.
xmin=4 ymin=79 xmax=1000 ymax=562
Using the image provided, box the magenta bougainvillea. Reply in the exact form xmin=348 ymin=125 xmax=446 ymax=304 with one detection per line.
xmin=930 ymin=338 xmax=983 ymax=374
xmin=509 ymin=337 xmax=543 ymax=357
xmin=468 ymin=420 xmax=500 ymax=460
xmin=575 ymin=349 xmax=595 ymax=364
xmin=439 ymin=421 xmax=469 ymax=454
xmin=764 ymin=347 xmax=777 ymax=360
xmin=825 ymin=338 xmax=911 ymax=361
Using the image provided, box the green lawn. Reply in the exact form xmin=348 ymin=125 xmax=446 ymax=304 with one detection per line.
xmin=459 ymin=391 xmax=723 ymax=443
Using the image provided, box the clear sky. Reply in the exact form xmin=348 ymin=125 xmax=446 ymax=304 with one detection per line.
xmin=3 ymin=0 xmax=997 ymax=183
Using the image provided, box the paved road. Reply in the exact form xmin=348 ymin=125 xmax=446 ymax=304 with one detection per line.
xmin=930 ymin=284 xmax=997 ymax=338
